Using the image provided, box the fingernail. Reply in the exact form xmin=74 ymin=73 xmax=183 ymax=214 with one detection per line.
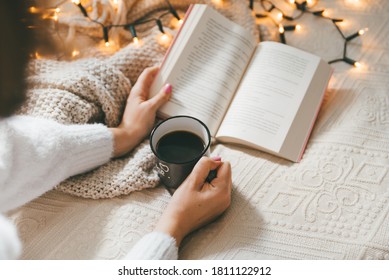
xmin=164 ymin=84 xmax=172 ymax=94
xmin=211 ymin=156 xmax=222 ymax=161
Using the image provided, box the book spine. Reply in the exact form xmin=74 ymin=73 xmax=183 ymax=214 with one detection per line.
xmin=297 ymin=68 xmax=333 ymax=162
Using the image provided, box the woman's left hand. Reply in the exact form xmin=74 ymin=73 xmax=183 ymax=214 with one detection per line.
xmin=110 ymin=66 xmax=172 ymax=157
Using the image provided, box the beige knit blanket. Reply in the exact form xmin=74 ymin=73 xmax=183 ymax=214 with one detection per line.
xmin=20 ymin=0 xmax=259 ymax=199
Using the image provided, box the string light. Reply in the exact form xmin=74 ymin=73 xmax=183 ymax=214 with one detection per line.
xmin=157 ymin=33 xmax=172 ymax=48
xmin=212 ymin=0 xmax=224 ymax=6
xmin=34 ymin=52 xmax=42 ymax=59
xmin=306 ymin=0 xmax=315 ymax=7
xmin=28 ymin=0 xmax=366 ymax=68
xmin=29 ymin=6 xmax=39 ymax=13
xmin=72 ymin=50 xmax=80 ymax=57
xmin=256 ymin=0 xmax=367 ymax=67
xmin=132 ymin=37 xmax=140 ymax=46
xmin=278 ymin=24 xmax=286 ymax=44
xmin=170 ymin=16 xmax=184 ymax=29
xmin=358 ymin=27 xmax=368 ymax=35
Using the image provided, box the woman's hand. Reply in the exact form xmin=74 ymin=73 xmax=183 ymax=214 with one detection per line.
xmin=154 ymin=157 xmax=232 ymax=246
xmin=110 ymin=66 xmax=172 ymax=157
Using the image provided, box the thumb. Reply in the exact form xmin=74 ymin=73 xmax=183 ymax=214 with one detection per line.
xmin=188 ymin=157 xmax=222 ymax=190
xmin=146 ymin=83 xmax=172 ymax=110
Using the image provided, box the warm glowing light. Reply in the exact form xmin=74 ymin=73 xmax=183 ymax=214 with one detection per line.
xmin=322 ymin=9 xmax=330 ymax=17
xmin=29 ymin=6 xmax=38 ymax=13
xmin=171 ymin=17 xmax=184 ymax=29
xmin=358 ymin=28 xmax=368 ymax=35
xmin=278 ymin=24 xmax=284 ymax=34
xmin=105 ymin=41 xmax=110 ymax=47
xmin=72 ymin=50 xmax=80 ymax=57
xmin=307 ymin=0 xmax=315 ymax=6
xmin=354 ymin=61 xmax=361 ymax=68
xmin=157 ymin=33 xmax=172 ymax=48
xmin=133 ymin=37 xmax=139 ymax=45
xmin=72 ymin=0 xmax=81 ymax=4
xmin=296 ymin=24 xmax=302 ymax=31
xmin=212 ymin=0 xmax=224 ymax=6
xmin=34 ymin=52 xmax=41 ymax=59
xmin=277 ymin=12 xmax=283 ymax=20
xmin=52 ymin=14 xmax=58 ymax=21
xmin=289 ymin=0 xmax=295 ymax=4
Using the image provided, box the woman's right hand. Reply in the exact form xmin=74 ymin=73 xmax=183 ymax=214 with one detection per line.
xmin=154 ymin=157 xmax=232 ymax=246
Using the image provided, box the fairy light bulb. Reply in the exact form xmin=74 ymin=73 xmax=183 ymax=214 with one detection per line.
xmin=72 ymin=0 xmax=81 ymax=4
xmin=289 ymin=0 xmax=295 ymax=4
xmin=296 ymin=24 xmax=302 ymax=31
xmin=170 ymin=17 xmax=183 ymax=29
xmin=277 ymin=12 xmax=283 ymax=21
xmin=157 ymin=33 xmax=172 ymax=48
xmin=307 ymin=0 xmax=315 ymax=6
xmin=72 ymin=50 xmax=80 ymax=57
xmin=322 ymin=9 xmax=330 ymax=17
xmin=105 ymin=41 xmax=110 ymax=47
xmin=212 ymin=0 xmax=223 ymax=6
xmin=278 ymin=24 xmax=285 ymax=34
xmin=112 ymin=0 xmax=119 ymax=9
xmin=358 ymin=28 xmax=368 ymax=35
xmin=354 ymin=61 xmax=361 ymax=68
xmin=29 ymin=6 xmax=38 ymax=13
xmin=133 ymin=37 xmax=140 ymax=46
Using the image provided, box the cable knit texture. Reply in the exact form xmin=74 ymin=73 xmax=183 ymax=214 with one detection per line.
xmin=17 ymin=0 xmax=258 ymax=199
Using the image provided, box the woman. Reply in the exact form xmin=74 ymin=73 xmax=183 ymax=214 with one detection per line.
xmin=0 ymin=1 xmax=231 ymax=259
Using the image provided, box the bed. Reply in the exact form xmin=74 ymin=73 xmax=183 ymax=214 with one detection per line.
xmin=7 ymin=0 xmax=389 ymax=259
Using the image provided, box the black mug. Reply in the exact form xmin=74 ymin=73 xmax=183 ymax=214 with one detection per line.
xmin=150 ymin=115 xmax=211 ymax=188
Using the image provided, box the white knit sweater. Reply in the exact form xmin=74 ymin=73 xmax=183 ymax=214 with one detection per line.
xmin=0 ymin=115 xmax=177 ymax=260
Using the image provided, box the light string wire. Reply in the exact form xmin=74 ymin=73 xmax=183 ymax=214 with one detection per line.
xmin=251 ymin=0 xmax=367 ymax=67
xmin=28 ymin=0 xmax=366 ymax=67
xmin=27 ymin=0 xmax=183 ymax=57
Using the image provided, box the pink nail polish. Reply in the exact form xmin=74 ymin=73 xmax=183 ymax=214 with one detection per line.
xmin=211 ymin=156 xmax=222 ymax=161
xmin=164 ymin=84 xmax=172 ymax=94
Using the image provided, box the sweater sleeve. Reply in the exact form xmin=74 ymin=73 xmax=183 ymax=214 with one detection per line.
xmin=0 ymin=115 xmax=113 ymax=213
xmin=0 ymin=214 xmax=22 ymax=260
xmin=124 ymin=232 xmax=178 ymax=260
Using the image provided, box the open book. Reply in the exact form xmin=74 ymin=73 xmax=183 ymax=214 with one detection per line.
xmin=150 ymin=4 xmax=332 ymax=162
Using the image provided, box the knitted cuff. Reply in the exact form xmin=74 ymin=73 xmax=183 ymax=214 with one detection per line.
xmin=63 ymin=123 xmax=113 ymax=176
xmin=125 ymin=231 xmax=178 ymax=260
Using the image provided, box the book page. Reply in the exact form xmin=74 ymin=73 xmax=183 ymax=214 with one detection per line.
xmin=150 ymin=5 xmax=256 ymax=135
xmin=217 ymin=41 xmax=322 ymax=153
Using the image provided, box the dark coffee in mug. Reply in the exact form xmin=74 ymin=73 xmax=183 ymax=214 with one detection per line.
xmin=150 ymin=115 xmax=211 ymax=188
xmin=156 ymin=130 xmax=205 ymax=163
